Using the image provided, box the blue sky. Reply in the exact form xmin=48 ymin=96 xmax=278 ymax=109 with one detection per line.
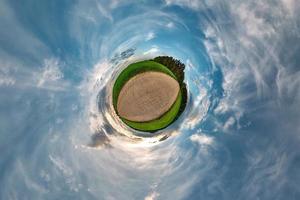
xmin=0 ymin=0 xmax=300 ymax=199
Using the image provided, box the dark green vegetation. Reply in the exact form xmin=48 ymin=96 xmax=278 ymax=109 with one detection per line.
xmin=152 ymin=56 xmax=188 ymax=120
xmin=112 ymin=57 xmax=187 ymax=132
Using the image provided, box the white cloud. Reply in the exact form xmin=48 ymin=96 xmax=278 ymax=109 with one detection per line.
xmin=190 ymin=134 xmax=213 ymax=146
xmin=232 ymin=2 xmax=275 ymax=38
xmin=183 ymin=80 xmax=209 ymax=130
xmin=49 ymin=155 xmax=73 ymax=176
xmin=276 ymin=66 xmax=300 ymax=106
xmin=146 ymin=32 xmax=155 ymax=41
xmin=165 ymin=0 xmax=204 ymax=10
xmin=37 ymin=59 xmax=63 ymax=87
xmin=0 ymin=59 xmax=22 ymax=87
xmin=144 ymin=191 xmax=159 ymax=200
xmin=0 ymin=74 xmax=15 ymax=86
xmin=281 ymin=0 xmax=296 ymax=15
xmin=223 ymin=116 xmax=235 ymax=131
xmin=166 ymin=22 xmax=174 ymax=28
xmin=143 ymin=46 xmax=160 ymax=55
xmin=96 ymin=2 xmax=113 ymax=22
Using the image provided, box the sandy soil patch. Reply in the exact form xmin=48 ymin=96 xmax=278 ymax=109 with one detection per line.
xmin=117 ymin=71 xmax=180 ymax=122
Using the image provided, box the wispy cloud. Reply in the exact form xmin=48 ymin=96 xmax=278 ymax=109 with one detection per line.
xmin=146 ymin=32 xmax=155 ymax=41
xmin=190 ymin=133 xmax=214 ymax=146
xmin=35 ymin=58 xmax=70 ymax=91
xmin=37 ymin=59 xmax=63 ymax=87
xmin=0 ymin=67 xmax=15 ymax=86
xmin=164 ymin=0 xmax=205 ymax=10
xmin=143 ymin=46 xmax=160 ymax=55
xmin=144 ymin=191 xmax=159 ymax=200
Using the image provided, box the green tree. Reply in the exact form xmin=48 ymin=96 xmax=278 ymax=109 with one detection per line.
xmin=152 ymin=56 xmax=187 ymax=120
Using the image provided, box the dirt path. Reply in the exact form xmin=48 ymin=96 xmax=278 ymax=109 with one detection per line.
xmin=117 ymin=71 xmax=180 ymax=122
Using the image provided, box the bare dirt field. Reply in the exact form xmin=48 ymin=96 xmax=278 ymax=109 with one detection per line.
xmin=117 ymin=71 xmax=180 ymax=122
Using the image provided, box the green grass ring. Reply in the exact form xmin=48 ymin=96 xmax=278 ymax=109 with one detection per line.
xmin=112 ymin=60 xmax=182 ymax=132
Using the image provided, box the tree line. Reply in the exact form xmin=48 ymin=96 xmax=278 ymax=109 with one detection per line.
xmin=152 ymin=56 xmax=187 ymax=120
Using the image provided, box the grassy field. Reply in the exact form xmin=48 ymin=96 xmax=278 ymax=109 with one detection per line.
xmin=113 ymin=60 xmax=182 ymax=132
xmin=152 ymin=56 xmax=187 ymax=121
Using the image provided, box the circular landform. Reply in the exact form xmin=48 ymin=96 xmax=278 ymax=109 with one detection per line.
xmin=113 ymin=58 xmax=187 ymax=132
xmin=117 ymin=71 xmax=180 ymax=122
